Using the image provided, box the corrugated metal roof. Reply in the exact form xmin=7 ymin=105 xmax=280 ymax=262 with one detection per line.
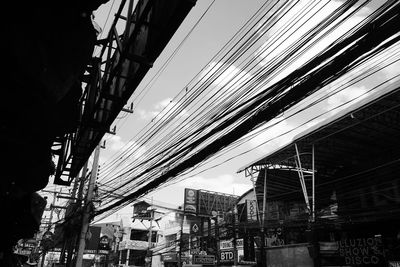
xmin=238 ymin=88 xmax=400 ymax=174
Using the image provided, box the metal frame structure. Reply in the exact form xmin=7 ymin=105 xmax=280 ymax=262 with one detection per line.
xmin=239 ymin=88 xmax=400 ymax=225
xmin=197 ymin=189 xmax=239 ymax=216
xmin=247 ymin=149 xmax=316 ymax=226
xmin=54 ymin=0 xmax=196 ymax=185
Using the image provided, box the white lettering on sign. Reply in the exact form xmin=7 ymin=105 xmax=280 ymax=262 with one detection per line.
xmin=220 ymin=251 xmax=234 ymax=262
xmin=220 ymin=239 xmax=244 ymax=250
xmin=338 ymin=237 xmax=383 ymax=265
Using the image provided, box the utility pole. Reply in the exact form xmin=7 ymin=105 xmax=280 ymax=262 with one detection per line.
xmin=67 ymin=163 xmax=89 ymax=266
xmin=59 ymin=173 xmax=80 ymax=264
xmin=260 ymin=170 xmax=268 ymax=267
xmin=232 ymin=205 xmax=238 ymax=266
xmin=146 ymin=197 xmax=154 ymax=267
xmin=75 ymin=143 xmax=101 ymax=267
xmin=214 ymin=215 xmax=220 ymax=266
xmin=178 ymin=211 xmax=185 ymax=267
xmin=47 ymin=191 xmax=58 ymax=231
xmin=40 ymin=190 xmax=57 ymax=267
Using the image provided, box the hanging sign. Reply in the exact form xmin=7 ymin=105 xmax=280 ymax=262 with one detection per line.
xmin=246 ymin=200 xmax=257 ymax=221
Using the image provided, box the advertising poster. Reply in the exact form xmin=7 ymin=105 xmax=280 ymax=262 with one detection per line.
xmin=184 ymin=188 xmax=198 ymax=214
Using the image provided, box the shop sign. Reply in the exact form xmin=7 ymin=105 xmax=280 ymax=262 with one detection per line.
xmin=191 ymin=247 xmax=200 ymax=255
xmin=319 ymin=241 xmax=339 ymax=254
xmin=338 ymin=237 xmax=384 ymax=265
xmin=126 ymin=240 xmax=151 ymax=250
xmin=219 ymin=249 xmax=244 ymax=263
xmin=98 ymin=249 xmax=109 ymax=255
xmin=220 ymin=250 xmax=234 ymax=262
xmin=85 ymin=226 xmax=101 ymax=252
xmin=98 ymin=236 xmax=110 ymax=250
xmin=193 ymin=255 xmax=215 ymax=265
xmin=191 ymin=247 xmax=207 ymax=255
xmin=219 ymin=238 xmax=243 ymax=250
xmin=190 ymin=221 xmax=201 ymax=235
xmin=161 ymin=253 xmax=177 ymax=262
xmin=246 ymin=200 xmax=257 ymax=221
xmin=118 ymin=240 xmax=152 ymax=250
xmin=84 ymin=249 xmax=97 ymax=254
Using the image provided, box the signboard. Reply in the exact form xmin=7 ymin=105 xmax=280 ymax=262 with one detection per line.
xmin=118 ymin=240 xmax=153 ymax=250
xmin=190 ymin=221 xmax=201 ymax=236
xmin=184 ymin=188 xmax=198 ymax=213
xmin=338 ymin=237 xmax=384 ymax=265
xmin=98 ymin=249 xmax=110 ymax=255
xmin=41 ymin=231 xmax=55 ymax=251
xmin=198 ymin=190 xmax=238 ymax=216
xmin=319 ymin=241 xmax=339 ymax=254
xmin=246 ymin=200 xmax=257 ymax=221
xmin=84 ymin=226 xmax=101 ymax=254
xmin=133 ymin=201 xmax=152 ymax=219
xmin=220 ymin=250 xmax=235 ymax=262
xmin=161 ymin=253 xmax=177 ymax=262
xmin=193 ymin=255 xmax=215 ymax=265
xmin=98 ymin=235 xmax=110 ymax=250
xmin=220 ymin=239 xmax=243 ymax=250
xmin=266 ymin=245 xmax=313 ymax=266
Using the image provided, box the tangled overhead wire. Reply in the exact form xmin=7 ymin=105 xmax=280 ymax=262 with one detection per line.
xmin=94 ymin=0 xmax=400 ymax=220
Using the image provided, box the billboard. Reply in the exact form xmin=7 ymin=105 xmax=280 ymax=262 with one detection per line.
xmin=133 ymin=201 xmax=152 ymax=220
xmin=184 ymin=188 xmax=239 ymax=216
xmin=183 ymin=188 xmax=198 ymax=213
xmin=198 ymin=190 xmax=238 ymax=216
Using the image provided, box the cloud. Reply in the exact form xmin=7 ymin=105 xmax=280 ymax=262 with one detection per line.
xmin=107 ymin=135 xmax=126 ymax=151
xmin=326 ymin=87 xmax=368 ymax=110
xmin=244 ymin=88 xmax=368 ymax=154
xmin=137 ymin=97 xmax=188 ymax=121
xmin=247 ymin=118 xmax=297 ymax=154
xmin=106 ymin=135 xmax=146 ymax=160
xmin=201 ymin=62 xmax=251 ymax=87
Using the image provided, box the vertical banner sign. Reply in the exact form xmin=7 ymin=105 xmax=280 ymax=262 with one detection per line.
xmin=84 ymin=226 xmax=101 ymax=254
xmin=184 ymin=188 xmax=198 ymax=214
xmin=246 ymin=200 xmax=257 ymax=221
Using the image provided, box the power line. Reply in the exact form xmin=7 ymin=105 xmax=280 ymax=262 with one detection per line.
xmin=93 ymin=1 xmax=400 ymax=218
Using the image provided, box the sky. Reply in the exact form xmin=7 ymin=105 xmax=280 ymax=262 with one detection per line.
xmin=92 ymin=0 xmax=266 ymax=213
xmin=41 ymin=0 xmax=400 ymax=224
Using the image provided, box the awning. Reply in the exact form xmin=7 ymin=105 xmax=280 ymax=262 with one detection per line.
xmin=238 ymin=88 xmax=400 ymax=222
xmin=238 ymin=88 xmax=400 ymax=176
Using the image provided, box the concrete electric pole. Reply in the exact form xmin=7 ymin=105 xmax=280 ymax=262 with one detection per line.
xmin=75 ymin=143 xmax=101 ymax=267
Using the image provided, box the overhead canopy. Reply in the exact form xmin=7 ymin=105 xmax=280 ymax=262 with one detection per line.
xmin=238 ymin=88 xmax=400 ymax=222
xmin=238 ymin=88 xmax=400 ymax=176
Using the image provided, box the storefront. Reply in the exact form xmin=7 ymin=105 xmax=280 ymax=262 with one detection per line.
xmin=160 ymin=253 xmax=189 ymax=267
